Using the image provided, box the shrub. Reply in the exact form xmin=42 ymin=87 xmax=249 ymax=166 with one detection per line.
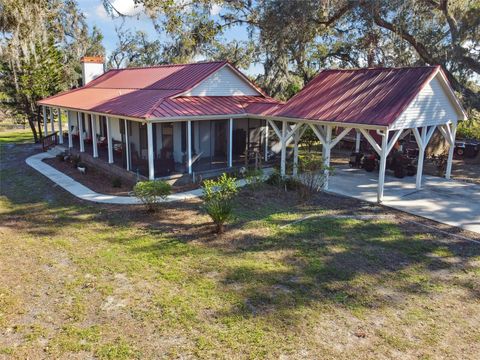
xmin=133 ymin=180 xmax=172 ymax=212
xmin=265 ymin=170 xmax=301 ymax=191
xmin=244 ymin=168 xmax=264 ymax=189
xmin=297 ymin=155 xmax=333 ymax=200
xmin=111 ymin=177 xmax=122 ymax=188
xmin=71 ymin=155 xmax=81 ymax=167
xmin=202 ymin=173 xmax=238 ymax=234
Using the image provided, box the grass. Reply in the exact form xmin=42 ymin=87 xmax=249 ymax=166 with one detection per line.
xmin=0 ymin=129 xmax=34 ymax=144
xmin=0 ymin=132 xmax=479 ymax=359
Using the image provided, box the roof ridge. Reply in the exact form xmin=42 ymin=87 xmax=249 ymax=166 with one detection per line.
xmin=321 ymin=65 xmax=439 ymax=72
xmin=112 ymin=60 xmax=227 ymax=71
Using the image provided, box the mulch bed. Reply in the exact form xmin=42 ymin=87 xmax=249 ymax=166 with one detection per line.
xmin=43 ymin=157 xmax=201 ymax=196
xmin=44 ymin=157 xmax=135 ymax=196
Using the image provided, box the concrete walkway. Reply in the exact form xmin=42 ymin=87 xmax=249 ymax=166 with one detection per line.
xmin=25 ymin=152 xmax=251 ymax=205
xmin=328 ymin=166 xmax=480 ymax=234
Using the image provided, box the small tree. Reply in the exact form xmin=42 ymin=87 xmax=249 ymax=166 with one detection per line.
xmin=202 ymin=173 xmax=238 ymax=234
xmin=297 ymin=155 xmax=334 ymax=200
xmin=133 ymin=180 xmax=172 ymax=212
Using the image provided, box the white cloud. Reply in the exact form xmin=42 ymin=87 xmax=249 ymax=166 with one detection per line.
xmin=95 ymin=0 xmax=144 ymax=18
xmin=210 ymin=4 xmax=222 ymax=16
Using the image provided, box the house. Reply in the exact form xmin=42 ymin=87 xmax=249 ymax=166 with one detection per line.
xmin=38 ymin=58 xmax=280 ymax=180
xmin=38 ymin=60 xmax=467 ymax=203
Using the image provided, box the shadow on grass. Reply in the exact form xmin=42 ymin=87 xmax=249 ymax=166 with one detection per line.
xmin=2 ymin=143 xmax=480 ymax=327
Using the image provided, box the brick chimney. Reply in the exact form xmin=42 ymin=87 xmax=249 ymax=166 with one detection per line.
xmin=81 ymin=56 xmax=104 ymax=85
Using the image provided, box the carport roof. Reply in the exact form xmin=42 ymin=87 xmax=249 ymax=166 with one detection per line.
xmin=272 ymin=65 xmax=447 ymax=127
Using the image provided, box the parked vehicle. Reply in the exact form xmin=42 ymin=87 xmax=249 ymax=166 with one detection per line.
xmin=348 ymin=151 xmax=364 ymax=168
xmin=455 ymin=139 xmax=480 ymax=158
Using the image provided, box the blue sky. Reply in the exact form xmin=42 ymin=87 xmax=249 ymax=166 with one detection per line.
xmin=78 ymin=0 xmax=262 ymax=75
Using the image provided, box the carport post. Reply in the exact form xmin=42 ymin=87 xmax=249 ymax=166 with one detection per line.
xmin=57 ymin=108 xmax=63 ymax=144
xmin=415 ymin=127 xmax=427 ymax=189
xmin=445 ymin=122 xmax=457 ymax=179
xmin=377 ymin=130 xmax=389 ymax=203
xmin=280 ymin=121 xmax=287 ymax=177
xmin=323 ymin=126 xmax=332 ymax=189
xmin=355 ymin=130 xmax=361 ymax=152
xmin=78 ymin=112 xmax=85 ymax=153
xmin=42 ymin=106 xmax=48 ymax=136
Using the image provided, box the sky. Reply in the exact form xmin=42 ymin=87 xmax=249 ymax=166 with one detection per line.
xmin=78 ymin=0 xmax=263 ymax=75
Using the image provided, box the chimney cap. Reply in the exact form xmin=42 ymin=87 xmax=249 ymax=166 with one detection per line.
xmin=81 ymin=56 xmax=104 ymax=64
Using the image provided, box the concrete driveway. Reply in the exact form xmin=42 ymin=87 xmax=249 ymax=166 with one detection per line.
xmin=328 ymin=166 xmax=480 ymax=234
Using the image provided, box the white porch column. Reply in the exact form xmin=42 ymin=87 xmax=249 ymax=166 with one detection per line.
xmin=91 ymin=114 xmax=98 ymax=158
xmin=57 ymin=108 xmax=63 ymax=144
xmin=50 ymin=107 xmax=55 ymax=134
xmin=323 ymin=126 xmax=332 ymax=189
xmin=415 ymin=127 xmax=427 ymax=189
xmin=42 ymin=106 xmax=48 ymax=136
xmin=280 ymin=121 xmax=287 ymax=176
xmin=293 ymin=127 xmax=300 ymax=176
xmin=228 ymin=118 xmax=233 ymax=167
xmin=67 ymin=111 xmax=73 ymax=148
xmin=147 ymin=122 xmax=155 ymax=180
xmin=106 ymin=117 xmax=113 ymax=164
xmin=187 ymin=120 xmax=192 ymax=174
xmin=377 ymin=130 xmax=389 ymax=203
xmin=264 ymin=120 xmax=269 ymax=161
xmin=124 ymin=119 xmax=130 ymax=171
xmin=445 ymin=122 xmax=457 ymax=179
xmin=355 ymin=130 xmax=361 ymax=152
xmin=78 ymin=112 xmax=85 ymax=152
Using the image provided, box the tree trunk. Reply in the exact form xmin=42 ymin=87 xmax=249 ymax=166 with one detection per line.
xmin=27 ymin=114 xmax=39 ymax=143
xmin=216 ymin=222 xmax=224 ymax=234
xmin=36 ymin=107 xmax=43 ymax=141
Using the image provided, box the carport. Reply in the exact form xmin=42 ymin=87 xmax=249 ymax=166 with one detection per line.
xmin=260 ymin=65 xmax=467 ymax=203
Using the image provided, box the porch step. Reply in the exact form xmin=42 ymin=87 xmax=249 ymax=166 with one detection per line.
xmin=47 ymin=145 xmax=67 ymax=156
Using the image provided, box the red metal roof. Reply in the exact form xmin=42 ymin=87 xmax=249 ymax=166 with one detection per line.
xmin=274 ymin=66 xmax=441 ymax=126
xmin=38 ymin=61 xmax=279 ymax=119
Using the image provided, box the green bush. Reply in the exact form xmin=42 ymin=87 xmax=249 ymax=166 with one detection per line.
xmin=202 ymin=173 xmax=238 ymax=234
xmin=265 ymin=170 xmax=301 ymax=191
xmin=457 ymin=117 xmax=480 ymax=140
xmin=133 ymin=180 xmax=172 ymax=212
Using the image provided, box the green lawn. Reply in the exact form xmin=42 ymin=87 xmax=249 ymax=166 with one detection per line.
xmin=0 ymin=132 xmax=479 ymax=359
xmin=0 ymin=129 xmax=34 ymax=144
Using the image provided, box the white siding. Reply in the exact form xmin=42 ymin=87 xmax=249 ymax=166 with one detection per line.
xmin=184 ymin=66 xmax=261 ymax=96
xmin=110 ymin=118 xmax=122 ymax=141
xmin=391 ymin=75 xmax=461 ymax=130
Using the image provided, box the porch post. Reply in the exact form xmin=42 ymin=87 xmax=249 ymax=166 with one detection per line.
xmin=415 ymin=127 xmax=427 ymax=189
xmin=323 ymin=125 xmax=332 ymax=189
xmin=78 ymin=112 xmax=85 ymax=152
xmin=377 ymin=130 xmax=389 ymax=203
xmin=445 ymin=122 xmax=457 ymax=179
xmin=91 ymin=114 xmax=98 ymax=158
xmin=57 ymin=108 xmax=63 ymax=144
xmin=264 ymin=120 xmax=269 ymax=161
xmin=147 ymin=122 xmax=155 ymax=180
xmin=187 ymin=120 xmax=192 ymax=174
xmin=293 ymin=127 xmax=300 ymax=176
xmin=50 ymin=107 xmax=55 ymax=134
xmin=124 ymin=119 xmax=130 ymax=171
xmin=42 ymin=106 xmax=48 ymax=136
xmin=67 ymin=111 xmax=73 ymax=148
xmin=280 ymin=120 xmax=287 ymax=176
xmin=106 ymin=117 xmax=113 ymax=164
xmin=228 ymin=118 xmax=233 ymax=167
xmin=355 ymin=130 xmax=361 ymax=152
